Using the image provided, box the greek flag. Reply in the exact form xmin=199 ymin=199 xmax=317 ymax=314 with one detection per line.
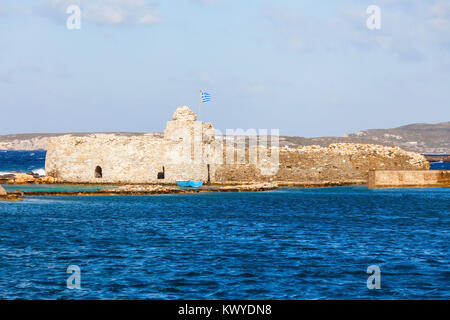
xmin=201 ymin=92 xmax=211 ymax=103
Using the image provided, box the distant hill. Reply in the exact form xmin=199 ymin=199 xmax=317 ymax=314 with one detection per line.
xmin=0 ymin=132 xmax=160 ymax=151
xmin=0 ymin=122 xmax=448 ymax=154
xmin=280 ymin=121 xmax=450 ymax=154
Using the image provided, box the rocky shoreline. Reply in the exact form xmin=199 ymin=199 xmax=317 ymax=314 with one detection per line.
xmin=0 ymin=172 xmax=56 ymax=184
xmin=0 ymin=185 xmax=24 ymax=201
xmin=0 ymin=171 xmax=365 ymax=188
xmin=0 ymin=183 xmax=278 ymax=200
xmin=0 ymin=169 xmax=365 ymax=189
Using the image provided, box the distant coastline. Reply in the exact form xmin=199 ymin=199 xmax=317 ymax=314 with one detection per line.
xmin=1 ymin=121 xmax=449 ymax=154
xmin=424 ymin=154 xmax=450 ymax=162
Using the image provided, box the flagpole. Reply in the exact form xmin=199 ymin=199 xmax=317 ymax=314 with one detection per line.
xmin=199 ymin=90 xmax=202 ymax=121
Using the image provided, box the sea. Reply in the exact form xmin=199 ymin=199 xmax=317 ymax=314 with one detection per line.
xmin=0 ymin=150 xmax=47 ymax=176
xmin=0 ymin=151 xmax=449 ymax=299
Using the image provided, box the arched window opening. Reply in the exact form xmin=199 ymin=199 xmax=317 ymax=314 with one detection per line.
xmin=95 ymin=166 xmax=103 ymax=178
xmin=157 ymin=166 xmax=165 ymax=179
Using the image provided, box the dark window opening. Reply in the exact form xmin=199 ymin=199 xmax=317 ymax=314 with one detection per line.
xmin=157 ymin=166 xmax=165 ymax=179
xmin=95 ymin=166 xmax=102 ymax=178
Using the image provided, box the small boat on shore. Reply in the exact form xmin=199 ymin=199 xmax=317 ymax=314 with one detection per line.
xmin=176 ymin=180 xmax=203 ymax=188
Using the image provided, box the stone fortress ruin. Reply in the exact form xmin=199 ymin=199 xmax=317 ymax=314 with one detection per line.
xmin=45 ymin=106 xmax=430 ymax=185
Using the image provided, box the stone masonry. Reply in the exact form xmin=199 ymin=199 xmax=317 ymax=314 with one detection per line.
xmin=45 ymin=106 xmax=429 ymax=185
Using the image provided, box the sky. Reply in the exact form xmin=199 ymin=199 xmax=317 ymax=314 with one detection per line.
xmin=0 ymin=0 xmax=449 ymax=137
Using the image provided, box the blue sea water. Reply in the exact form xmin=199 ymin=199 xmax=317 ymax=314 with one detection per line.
xmin=0 ymin=151 xmax=449 ymax=300
xmin=0 ymin=150 xmax=46 ymax=174
xmin=0 ymin=188 xmax=449 ymax=300
xmin=430 ymin=161 xmax=450 ymax=170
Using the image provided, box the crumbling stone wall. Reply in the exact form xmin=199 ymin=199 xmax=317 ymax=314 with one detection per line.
xmin=46 ymin=107 xmax=215 ymax=184
xmin=213 ymin=144 xmax=429 ymax=185
xmin=45 ymin=106 xmax=429 ymax=185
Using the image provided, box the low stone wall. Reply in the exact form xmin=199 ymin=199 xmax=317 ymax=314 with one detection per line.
xmin=368 ymin=170 xmax=450 ymax=189
xmin=214 ymin=144 xmax=430 ymax=185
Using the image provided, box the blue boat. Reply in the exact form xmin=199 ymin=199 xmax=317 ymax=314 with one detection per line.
xmin=176 ymin=180 xmax=203 ymax=188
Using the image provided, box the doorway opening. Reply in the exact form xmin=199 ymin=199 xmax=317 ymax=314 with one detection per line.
xmin=157 ymin=166 xmax=165 ymax=179
xmin=95 ymin=166 xmax=102 ymax=178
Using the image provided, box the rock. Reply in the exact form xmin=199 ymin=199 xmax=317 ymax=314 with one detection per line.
xmin=27 ymin=172 xmax=41 ymax=178
xmin=0 ymin=174 xmax=15 ymax=180
xmin=218 ymin=183 xmax=278 ymax=192
xmin=36 ymin=176 xmax=56 ymax=184
xmin=172 ymin=106 xmax=197 ymax=121
xmin=103 ymin=185 xmax=178 ymax=193
xmin=0 ymin=191 xmax=24 ymax=201
xmin=100 ymin=184 xmax=184 ymax=195
xmin=101 ymin=183 xmax=278 ymax=194
xmin=14 ymin=173 xmax=35 ymax=184
xmin=0 ymin=186 xmax=24 ymax=201
xmin=44 ymin=176 xmax=56 ymax=183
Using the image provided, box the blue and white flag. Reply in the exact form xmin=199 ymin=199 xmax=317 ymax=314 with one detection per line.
xmin=201 ymin=92 xmax=211 ymax=103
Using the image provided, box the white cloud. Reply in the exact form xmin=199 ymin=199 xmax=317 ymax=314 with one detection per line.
xmin=429 ymin=0 xmax=450 ymax=32
xmin=38 ymin=0 xmax=161 ymax=26
xmin=264 ymin=1 xmax=450 ymax=62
